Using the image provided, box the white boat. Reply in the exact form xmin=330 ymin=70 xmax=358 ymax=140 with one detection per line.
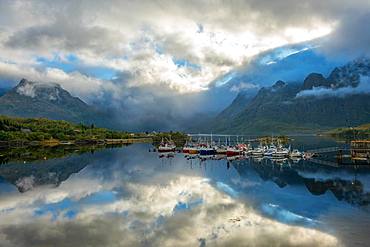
xmin=158 ymin=138 xmax=176 ymax=152
xmin=290 ymin=149 xmax=303 ymax=158
xmin=272 ymin=149 xmax=289 ymax=157
xmin=251 ymin=146 xmax=265 ymax=156
xmin=264 ymin=144 xmax=277 ymax=156
xmin=216 ymin=145 xmax=228 ymax=154
xmin=272 ymin=145 xmax=289 ymax=157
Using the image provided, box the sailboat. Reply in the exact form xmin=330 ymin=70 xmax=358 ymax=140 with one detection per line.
xmin=158 ymin=137 xmax=176 ymax=152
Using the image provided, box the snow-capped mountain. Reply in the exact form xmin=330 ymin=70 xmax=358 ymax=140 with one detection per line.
xmin=0 ymin=79 xmax=109 ymax=126
xmin=200 ymin=57 xmax=370 ymax=134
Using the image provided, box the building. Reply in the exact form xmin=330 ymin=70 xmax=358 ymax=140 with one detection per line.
xmin=351 ymin=140 xmax=370 ymax=160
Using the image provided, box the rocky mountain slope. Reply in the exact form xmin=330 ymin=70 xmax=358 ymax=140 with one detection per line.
xmin=206 ymin=58 xmax=370 ymax=134
xmin=0 ymin=79 xmax=110 ymax=127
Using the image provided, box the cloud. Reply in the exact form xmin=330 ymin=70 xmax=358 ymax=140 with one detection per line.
xmin=230 ymin=82 xmax=259 ymax=93
xmin=320 ymin=13 xmax=370 ymax=59
xmin=296 ymin=76 xmax=370 ymax=98
xmin=0 ymin=60 xmax=116 ymax=102
xmin=0 ymin=0 xmax=369 ymax=130
xmin=0 ymin=0 xmax=342 ymax=94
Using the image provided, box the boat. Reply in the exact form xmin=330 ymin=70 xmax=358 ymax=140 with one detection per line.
xmin=188 ymin=147 xmax=199 ymax=154
xmin=158 ymin=138 xmax=176 ymax=152
xmin=226 ymin=146 xmax=242 ymax=156
xmin=290 ymin=149 xmax=302 ymax=158
xmin=251 ymin=145 xmax=265 ymax=156
xmin=272 ymin=145 xmax=289 ymax=157
xmin=264 ymin=144 xmax=277 ymax=156
xmin=216 ymin=145 xmax=228 ymax=154
xmin=199 ymin=146 xmax=216 ymax=156
xmin=183 ymin=141 xmax=194 ymax=153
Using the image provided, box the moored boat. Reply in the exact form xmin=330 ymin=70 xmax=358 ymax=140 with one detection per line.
xmin=216 ymin=145 xmax=228 ymax=154
xmin=290 ymin=149 xmax=303 ymax=158
xmin=199 ymin=146 xmax=216 ymax=156
xmin=158 ymin=138 xmax=176 ymax=152
xmin=226 ymin=146 xmax=242 ymax=156
xmin=251 ymin=146 xmax=265 ymax=156
xmin=272 ymin=145 xmax=289 ymax=157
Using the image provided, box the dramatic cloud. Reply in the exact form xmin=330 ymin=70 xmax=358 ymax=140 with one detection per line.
xmin=320 ymin=13 xmax=370 ymax=59
xmin=296 ymin=76 xmax=370 ymax=98
xmin=0 ymin=0 xmax=346 ymax=93
xmin=230 ymin=82 xmax=259 ymax=93
xmin=0 ymin=0 xmax=369 ymax=130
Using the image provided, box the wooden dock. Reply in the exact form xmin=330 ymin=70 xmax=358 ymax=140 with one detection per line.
xmin=305 ymin=147 xmax=342 ymax=153
xmin=105 ymin=138 xmax=153 ymax=144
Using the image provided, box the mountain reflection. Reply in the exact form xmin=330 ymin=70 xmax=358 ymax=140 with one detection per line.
xmin=0 ymin=143 xmax=369 ymax=246
xmin=0 ymin=144 xmax=131 ymax=192
xmin=231 ymin=158 xmax=370 ymax=207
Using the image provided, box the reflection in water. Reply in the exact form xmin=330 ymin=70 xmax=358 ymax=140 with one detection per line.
xmin=0 ymin=142 xmax=369 ymax=246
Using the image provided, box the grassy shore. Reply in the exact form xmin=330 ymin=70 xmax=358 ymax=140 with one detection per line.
xmin=0 ymin=115 xmax=187 ymax=148
xmin=326 ymin=123 xmax=370 ymax=140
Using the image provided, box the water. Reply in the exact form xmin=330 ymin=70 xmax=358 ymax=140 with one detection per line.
xmin=0 ymin=136 xmax=369 ymax=247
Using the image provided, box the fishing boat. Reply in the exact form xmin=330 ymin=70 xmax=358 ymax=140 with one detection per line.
xmin=216 ymin=145 xmax=228 ymax=154
xmin=264 ymin=144 xmax=277 ymax=156
xmin=188 ymin=147 xmax=199 ymax=154
xmin=236 ymin=143 xmax=249 ymax=152
xmin=226 ymin=146 xmax=242 ymax=156
xmin=199 ymin=145 xmax=216 ymax=156
xmin=183 ymin=141 xmax=194 ymax=153
xmin=158 ymin=138 xmax=176 ymax=152
xmin=290 ymin=149 xmax=303 ymax=158
xmin=272 ymin=145 xmax=289 ymax=157
xmin=251 ymin=145 xmax=265 ymax=156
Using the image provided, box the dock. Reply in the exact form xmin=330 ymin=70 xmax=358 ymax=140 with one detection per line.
xmin=105 ymin=138 xmax=153 ymax=144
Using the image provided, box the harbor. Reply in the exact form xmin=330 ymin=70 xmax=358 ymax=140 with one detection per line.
xmin=157 ymin=134 xmax=370 ymax=166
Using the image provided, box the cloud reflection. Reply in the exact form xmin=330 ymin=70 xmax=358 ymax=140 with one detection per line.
xmin=0 ymin=173 xmax=340 ymax=247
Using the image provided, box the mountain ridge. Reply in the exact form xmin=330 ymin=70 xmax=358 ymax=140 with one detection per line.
xmin=202 ymin=57 xmax=370 ymax=134
xmin=0 ymin=79 xmax=113 ymax=128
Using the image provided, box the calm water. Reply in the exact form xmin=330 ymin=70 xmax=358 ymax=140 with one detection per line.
xmin=0 ymin=136 xmax=369 ymax=247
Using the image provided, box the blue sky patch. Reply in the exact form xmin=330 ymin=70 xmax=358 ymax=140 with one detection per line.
xmin=35 ymin=53 xmax=118 ymax=80
xmin=174 ymin=58 xmax=201 ymax=70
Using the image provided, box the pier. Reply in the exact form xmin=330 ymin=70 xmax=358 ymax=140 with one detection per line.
xmin=305 ymin=147 xmax=342 ymax=153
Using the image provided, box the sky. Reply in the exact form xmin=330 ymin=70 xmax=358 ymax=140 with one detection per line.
xmin=0 ymin=0 xmax=369 ymax=130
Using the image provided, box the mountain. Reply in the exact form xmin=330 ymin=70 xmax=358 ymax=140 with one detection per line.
xmin=0 ymin=79 xmax=110 ymax=126
xmin=0 ymin=88 xmax=8 ymax=97
xmin=206 ymin=58 xmax=370 ymax=134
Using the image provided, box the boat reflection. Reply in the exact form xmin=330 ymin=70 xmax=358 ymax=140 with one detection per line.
xmin=159 ymin=151 xmax=370 ymax=208
xmin=158 ymin=151 xmax=175 ymax=159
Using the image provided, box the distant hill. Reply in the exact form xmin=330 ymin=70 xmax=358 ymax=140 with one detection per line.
xmin=327 ymin=123 xmax=370 ymax=139
xmin=0 ymin=79 xmax=113 ymax=127
xmin=0 ymin=88 xmax=8 ymax=97
xmin=203 ymin=57 xmax=370 ymax=134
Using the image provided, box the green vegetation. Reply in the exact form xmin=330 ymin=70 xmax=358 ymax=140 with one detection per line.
xmin=327 ymin=123 xmax=370 ymax=140
xmin=0 ymin=115 xmax=135 ymax=142
xmin=152 ymin=131 xmax=189 ymax=147
xmin=258 ymin=135 xmax=290 ymax=145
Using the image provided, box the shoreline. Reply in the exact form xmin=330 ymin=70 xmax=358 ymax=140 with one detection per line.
xmin=0 ymin=137 xmax=153 ymax=149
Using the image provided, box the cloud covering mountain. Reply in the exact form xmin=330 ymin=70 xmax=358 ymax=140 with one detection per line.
xmin=0 ymin=0 xmax=369 ymax=130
